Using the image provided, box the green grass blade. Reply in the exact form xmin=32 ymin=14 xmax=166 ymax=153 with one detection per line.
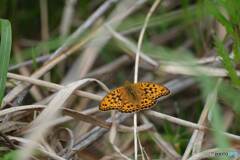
xmin=208 ymin=80 xmax=229 ymax=148
xmin=210 ymin=103 xmax=230 ymax=149
xmin=1 ymin=150 xmax=18 ymax=160
xmin=215 ymin=39 xmax=240 ymax=86
xmin=199 ymin=78 xmax=230 ymax=151
xmin=219 ymin=81 xmax=240 ymax=113
xmin=205 ymin=0 xmax=234 ymax=35
xmin=0 ymin=19 xmax=12 ymax=107
xmin=10 ymin=37 xmax=63 ymax=65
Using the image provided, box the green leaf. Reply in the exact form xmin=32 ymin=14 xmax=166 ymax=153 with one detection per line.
xmin=0 ymin=19 xmax=12 ymax=107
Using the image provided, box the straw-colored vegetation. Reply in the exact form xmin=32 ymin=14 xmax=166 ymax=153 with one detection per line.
xmin=0 ymin=0 xmax=240 ymax=160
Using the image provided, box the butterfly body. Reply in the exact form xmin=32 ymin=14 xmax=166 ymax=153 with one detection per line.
xmin=99 ymin=82 xmax=170 ymax=113
xmin=124 ymin=84 xmax=141 ymax=103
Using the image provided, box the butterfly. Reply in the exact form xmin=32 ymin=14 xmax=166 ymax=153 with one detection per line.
xmin=99 ymin=81 xmax=170 ymax=113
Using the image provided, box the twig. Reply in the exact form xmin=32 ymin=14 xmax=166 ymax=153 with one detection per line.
xmin=133 ymin=1 xmax=161 ymax=159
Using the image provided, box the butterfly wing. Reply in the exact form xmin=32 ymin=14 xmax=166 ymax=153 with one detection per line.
xmin=99 ymin=82 xmax=170 ymax=113
xmin=136 ymin=82 xmax=170 ymax=111
xmin=99 ymin=87 xmax=139 ymax=113
xmin=138 ymin=82 xmax=170 ymax=99
xmin=119 ymin=101 xmax=140 ymax=113
xmin=99 ymin=87 xmax=124 ymax=111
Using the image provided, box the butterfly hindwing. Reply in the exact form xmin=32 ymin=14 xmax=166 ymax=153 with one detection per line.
xmin=138 ymin=97 xmax=157 ymax=110
xmin=120 ymin=102 xmax=137 ymax=113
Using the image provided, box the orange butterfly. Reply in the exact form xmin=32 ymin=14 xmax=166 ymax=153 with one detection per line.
xmin=99 ymin=82 xmax=170 ymax=113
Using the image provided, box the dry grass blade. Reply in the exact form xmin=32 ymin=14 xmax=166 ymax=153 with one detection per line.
xmin=86 ymin=55 xmax=131 ymax=78
xmin=0 ymin=105 xmax=151 ymax=133
xmin=145 ymin=110 xmax=240 ymax=141
xmin=160 ymin=63 xmax=240 ymax=77
xmin=109 ymin=111 xmax=117 ymax=144
xmin=51 ymin=127 xmax=74 ymax=156
xmin=3 ymin=1 xmax=240 ymax=159
xmin=51 ymin=0 xmax=118 ymax=59
xmin=63 ymin=108 xmax=111 ymax=129
xmin=187 ymin=148 xmax=237 ymax=160
xmin=105 ymin=25 xmax=158 ymax=68
xmin=2 ymin=30 xmax=93 ymax=107
xmin=141 ymin=115 xmax=180 ymax=160
xmin=66 ymin=114 xmax=130 ymax=158
xmin=182 ymin=80 xmax=221 ymax=160
xmin=62 ymin=0 xmax=147 ymax=83
xmin=40 ymin=0 xmax=49 ymax=42
xmin=9 ymin=136 xmax=66 ymax=160
xmin=7 ymin=73 xmax=104 ymax=101
xmin=137 ymin=134 xmax=147 ymax=160
xmin=0 ymin=121 xmax=27 ymax=133
xmin=0 ymin=132 xmax=16 ymax=149
xmin=14 ymin=52 xmax=43 ymax=101
xmin=109 ymin=111 xmax=131 ymax=160
xmin=17 ymin=79 xmax=108 ymax=160
xmin=8 ymin=55 xmax=50 ymax=71
xmin=60 ymin=0 xmax=77 ymax=36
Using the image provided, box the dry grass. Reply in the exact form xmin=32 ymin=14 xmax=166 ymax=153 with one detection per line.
xmin=1 ymin=0 xmax=240 ymax=160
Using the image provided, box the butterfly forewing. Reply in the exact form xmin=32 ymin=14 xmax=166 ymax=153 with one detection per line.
xmin=99 ymin=87 xmax=123 ymax=111
xmin=138 ymin=82 xmax=170 ymax=100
